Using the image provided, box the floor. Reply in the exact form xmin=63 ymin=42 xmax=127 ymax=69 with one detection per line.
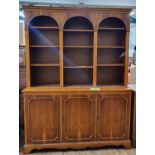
xmin=19 ymin=148 xmax=136 ymax=155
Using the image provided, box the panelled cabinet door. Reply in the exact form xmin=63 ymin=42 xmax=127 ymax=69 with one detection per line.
xmin=25 ymin=95 xmax=60 ymax=144
xmin=96 ymin=93 xmax=131 ymax=141
xmin=62 ymin=94 xmax=96 ymax=142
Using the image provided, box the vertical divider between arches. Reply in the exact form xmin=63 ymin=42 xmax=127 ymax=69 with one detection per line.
xmin=93 ymin=31 xmax=97 ymax=87
xmin=60 ymin=30 xmax=64 ymax=87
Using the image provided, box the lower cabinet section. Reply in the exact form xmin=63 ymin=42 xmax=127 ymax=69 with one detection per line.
xmin=23 ymin=91 xmax=132 ymax=153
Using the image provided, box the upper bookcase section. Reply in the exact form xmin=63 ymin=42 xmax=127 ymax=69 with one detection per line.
xmin=24 ymin=6 xmax=131 ymax=31
xmin=24 ymin=6 xmax=132 ymax=88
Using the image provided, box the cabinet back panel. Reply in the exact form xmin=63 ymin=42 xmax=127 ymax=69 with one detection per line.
xmin=30 ymin=47 xmax=59 ymax=64
xmin=97 ymin=67 xmax=124 ymax=85
xmin=64 ymin=68 xmax=93 ymax=86
xmin=97 ymin=49 xmax=125 ymax=64
xmin=64 ymin=49 xmax=93 ymax=66
xmin=98 ymin=30 xmax=125 ymax=46
xmin=64 ymin=32 xmax=93 ymax=46
xmin=31 ymin=67 xmax=60 ymax=86
xmin=29 ymin=29 xmax=59 ymax=46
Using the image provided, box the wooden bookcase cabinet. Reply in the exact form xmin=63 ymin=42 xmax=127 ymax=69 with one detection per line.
xmin=23 ymin=6 xmax=132 ymax=153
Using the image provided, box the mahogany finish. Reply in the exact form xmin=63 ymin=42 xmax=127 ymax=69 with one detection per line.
xmin=23 ymin=6 xmax=133 ymax=154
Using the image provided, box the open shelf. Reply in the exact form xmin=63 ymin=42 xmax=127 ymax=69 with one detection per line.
xmin=98 ymin=30 xmax=125 ymax=46
xmin=63 ymin=16 xmax=94 ymax=86
xmin=64 ymin=17 xmax=93 ymax=48
xmin=97 ymin=66 xmax=124 ymax=86
xmin=98 ymin=17 xmax=126 ymax=47
xmin=64 ymin=32 xmax=93 ymax=46
xmin=29 ymin=28 xmax=59 ymax=46
xmin=31 ymin=84 xmax=60 ymax=88
xmin=97 ymin=48 xmax=125 ymax=64
xmin=31 ymin=66 xmax=60 ymax=86
xmin=96 ymin=17 xmax=126 ymax=86
xmin=64 ymin=48 xmax=93 ymax=66
xmin=29 ymin=16 xmax=60 ymax=87
xmin=64 ymin=68 xmax=93 ymax=86
xmin=29 ymin=16 xmax=59 ymax=47
xmin=30 ymin=47 xmax=59 ymax=64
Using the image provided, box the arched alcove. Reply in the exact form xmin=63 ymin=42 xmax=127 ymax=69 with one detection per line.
xmin=98 ymin=17 xmax=126 ymax=46
xmin=64 ymin=16 xmax=93 ymax=30
xmin=63 ymin=16 xmax=94 ymax=86
xmin=29 ymin=16 xmax=59 ymax=46
xmin=97 ymin=17 xmax=126 ymax=86
xmin=29 ymin=15 xmax=58 ymax=27
xmin=99 ymin=17 xmax=126 ymax=28
xmin=29 ymin=16 xmax=60 ymax=87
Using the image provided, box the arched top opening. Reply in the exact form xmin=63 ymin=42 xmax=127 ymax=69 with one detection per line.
xmin=99 ymin=17 xmax=126 ymax=28
xmin=29 ymin=15 xmax=58 ymax=27
xmin=64 ymin=16 xmax=93 ymax=30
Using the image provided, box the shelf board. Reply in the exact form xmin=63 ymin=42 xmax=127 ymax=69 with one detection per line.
xmin=97 ymin=64 xmax=124 ymax=67
xmin=64 ymin=84 xmax=92 ymax=88
xmin=64 ymin=66 xmax=93 ymax=69
xmin=98 ymin=27 xmax=125 ymax=30
xmin=30 ymin=45 xmax=59 ymax=48
xmin=31 ymin=84 xmax=60 ymax=88
xmin=64 ymin=46 xmax=93 ymax=48
xmin=64 ymin=29 xmax=93 ymax=32
xmin=97 ymin=84 xmax=124 ymax=87
xmin=98 ymin=46 xmax=125 ymax=49
xmin=30 ymin=26 xmax=59 ymax=29
xmin=31 ymin=64 xmax=60 ymax=67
